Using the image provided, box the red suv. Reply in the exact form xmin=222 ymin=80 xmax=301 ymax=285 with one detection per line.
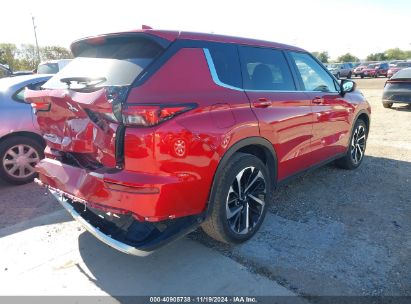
xmin=363 ymin=62 xmax=389 ymax=78
xmin=26 ymin=29 xmax=371 ymax=256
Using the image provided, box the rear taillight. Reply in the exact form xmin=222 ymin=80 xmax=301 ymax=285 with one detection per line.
xmin=122 ymin=104 xmax=196 ymax=127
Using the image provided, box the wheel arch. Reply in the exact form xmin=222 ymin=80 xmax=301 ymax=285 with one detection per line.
xmin=0 ymin=131 xmax=46 ymax=148
xmin=355 ymin=110 xmax=370 ymax=135
xmin=205 ymin=136 xmax=278 ymax=216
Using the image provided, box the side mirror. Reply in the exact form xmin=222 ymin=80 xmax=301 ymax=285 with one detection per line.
xmin=340 ymin=79 xmax=356 ymax=95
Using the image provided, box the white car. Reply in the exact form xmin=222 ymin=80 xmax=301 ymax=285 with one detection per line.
xmin=37 ymin=59 xmax=72 ymax=74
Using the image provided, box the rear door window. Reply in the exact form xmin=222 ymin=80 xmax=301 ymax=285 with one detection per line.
xmin=238 ymin=46 xmax=296 ymax=91
xmin=43 ymin=35 xmax=167 ymax=90
xmin=289 ymin=52 xmax=339 ymax=92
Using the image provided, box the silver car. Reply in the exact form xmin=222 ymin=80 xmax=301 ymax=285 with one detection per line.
xmin=0 ymin=74 xmax=51 ymax=184
xmin=327 ymin=63 xmax=353 ymax=79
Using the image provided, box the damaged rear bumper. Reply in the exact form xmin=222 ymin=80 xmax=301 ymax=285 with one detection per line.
xmin=40 ymin=182 xmax=203 ymax=256
xmin=49 ymin=188 xmax=152 ymax=256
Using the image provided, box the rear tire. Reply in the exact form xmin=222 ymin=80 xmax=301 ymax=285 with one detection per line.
xmin=336 ymin=73 xmax=340 ymax=79
xmin=383 ymin=102 xmax=393 ymax=108
xmin=202 ymin=153 xmax=272 ymax=244
xmin=347 ymin=72 xmax=352 ymax=79
xmin=361 ymin=74 xmax=364 ymax=79
xmin=335 ymin=119 xmax=367 ymax=170
xmin=0 ymin=136 xmax=44 ymax=185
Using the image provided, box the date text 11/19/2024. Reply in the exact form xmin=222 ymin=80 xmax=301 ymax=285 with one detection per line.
xmin=149 ymin=296 xmax=258 ymax=303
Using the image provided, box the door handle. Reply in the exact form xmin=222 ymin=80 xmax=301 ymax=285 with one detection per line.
xmin=312 ymin=96 xmax=324 ymax=104
xmin=253 ymin=98 xmax=272 ymax=108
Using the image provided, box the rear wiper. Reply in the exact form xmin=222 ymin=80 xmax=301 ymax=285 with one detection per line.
xmin=60 ymin=77 xmax=107 ymax=88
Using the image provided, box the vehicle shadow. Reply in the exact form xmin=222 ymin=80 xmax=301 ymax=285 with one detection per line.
xmin=76 ymin=230 xmax=285 ymax=297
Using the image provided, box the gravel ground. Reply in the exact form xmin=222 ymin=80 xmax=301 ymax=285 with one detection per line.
xmin=0 ymin=77 xmax=409 ymax=297
xmin=191 ymin=77 xmax=411 ymax=296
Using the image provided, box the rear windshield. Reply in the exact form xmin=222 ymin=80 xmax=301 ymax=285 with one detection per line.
xmin=392 ymin=68 xmax=411 ymax=79
xmin=43 ymin=35 xmax=165 ymax=89
xmin=38 ymin=63 xmax=59 ymax=74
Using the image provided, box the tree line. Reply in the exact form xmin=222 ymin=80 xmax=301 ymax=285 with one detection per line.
xmin=312 ymin=48 xmax=411 ymax=63
xmin=0 ymin=43 xmax=72 ymax=71
xmin=1 ymin=42 xmax=410 ymax=70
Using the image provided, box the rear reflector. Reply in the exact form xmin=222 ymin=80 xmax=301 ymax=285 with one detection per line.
xmin=30 ymin=101 xmax=51 ymax=111
xmin=104 ymin=181 xmax=159 ymax=194
xmin=122 ymin=103 xmax=196 ymax=127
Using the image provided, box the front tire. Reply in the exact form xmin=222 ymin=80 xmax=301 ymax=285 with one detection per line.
xmin=335 ymin=119 xmax=367 ymax=170
xmin=383 ymin=102 xmax=393 ymax=108
xmin=347 ymin=72 xmax=352 ymax=79
xmin=0 ymin=136 xmax=44 ymax=185
xmin=202 ymin=153 xmax=272 ymax=244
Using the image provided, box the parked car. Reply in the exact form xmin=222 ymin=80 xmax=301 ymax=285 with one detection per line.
xmin=26 ymin=29 xmax=371 ymax=256
xmin=0 ymin=64 xmax=12 ymax=79
xmin=382 ymin=68 xmax=411 ymax=108
xmin=36 ymin=59 xmax=72 ymax=74
xmin=0 ymin=74 xmax=51 ymax=184
xmin=353 ymin=64 xmax=368 ymax=78
xmin=327 ymin=63 xmax=353 ymax=79
xmin=387 ymin=61 xmax=411 ymax=78
xmin=363 ymin=62 xmax=389 ymax=78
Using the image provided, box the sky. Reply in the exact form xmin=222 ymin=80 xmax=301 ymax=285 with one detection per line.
xmin=1 ymin=0 xmax=410 ymax=60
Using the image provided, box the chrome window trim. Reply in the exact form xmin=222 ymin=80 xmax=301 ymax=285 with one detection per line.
xmin=203 ymin=48 xmax=243 ymax=91
xmin=203 ymin=48 xmax=340 ymax=94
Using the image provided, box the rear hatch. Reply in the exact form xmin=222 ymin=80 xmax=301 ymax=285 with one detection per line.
xmin=26 ymin=33 xmax=169 ymax=169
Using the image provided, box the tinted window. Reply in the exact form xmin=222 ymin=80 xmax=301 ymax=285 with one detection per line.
xmin=37 ymin=63 xmax=59 ymax=74
xmin=207 ymin=44 xmax=242 ymax=88
xmin=290 ymin=52 xmax=338 ymax=92
xmin=392 ymin=68 xmax=411 ymax=79
xmin=43 ymin=35 xmax=166 ymax=90
xmin=239 ymin=46 xmax=295 ymax=91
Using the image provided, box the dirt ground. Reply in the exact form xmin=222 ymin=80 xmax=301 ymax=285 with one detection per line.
xmin=1 ymin=77 xmax=410 ymax=297
xmin=0 ymin=179 xmax=58 ymax=229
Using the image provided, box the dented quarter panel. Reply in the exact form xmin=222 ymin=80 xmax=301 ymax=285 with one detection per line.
xmin=25 ymin=88 xmax=118 ymax=168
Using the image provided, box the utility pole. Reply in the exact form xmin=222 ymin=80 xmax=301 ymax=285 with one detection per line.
xmin=31 ymin=15 xmax=41 ymax=64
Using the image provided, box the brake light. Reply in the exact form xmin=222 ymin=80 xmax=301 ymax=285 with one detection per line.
xmin=122 ymin=104 xmax=196 ymax=127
